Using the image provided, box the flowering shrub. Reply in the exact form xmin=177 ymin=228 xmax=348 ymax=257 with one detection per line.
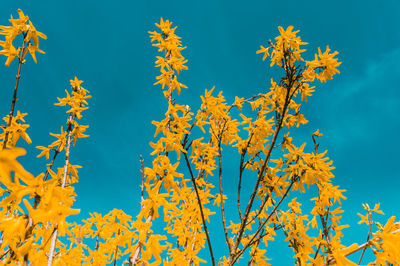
xmin=0 ymin=10 xmax=399 ymax=266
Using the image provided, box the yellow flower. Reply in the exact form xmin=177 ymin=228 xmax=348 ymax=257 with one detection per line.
xmin=70 ymin=76 xmax=84 ymax=88
xmin=0 ymin=37 xmax=19 ymax=66
xmin=0 ymin=9 xmax=46 ymax=66
xmin=256 ymin=45 xmax=270 ymax=61
xmin=313 ymin=129 xmax=323 ymax=137
xmin=0 ymin=148 xmax=33 ymax=187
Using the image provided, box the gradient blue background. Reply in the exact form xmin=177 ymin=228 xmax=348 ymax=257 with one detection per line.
xmin=1 ymin=0 xmax=399 ymax=264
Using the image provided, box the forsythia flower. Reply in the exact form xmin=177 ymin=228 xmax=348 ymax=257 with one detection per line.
xmin=149 ymin=18 xmax=188 ymax=96
xmin=1 ymin=11 xmax=398 ymax=266
xmin=306 ymin=46 xmax=341 ymax=82
xmin=0 ymin=9 xmax=46 ymax=66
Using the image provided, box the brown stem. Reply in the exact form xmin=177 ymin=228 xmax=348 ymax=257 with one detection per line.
xmin=183 ymin=151 xmax=216 ymax=266
xmin=274 ymin=208 xmax=302 ymax=265
xmin=0 ymin=248 xmax=10 ymax=260
xmin=357 ymin=212 xmax=372 ymax=265
xmin=237 ymin=155 xmax=244 ymax=221
xmin=237 ymin=133 xmax=255 ymax=221
xmin=228 ymin=83 xmax=292 ymax=264
xmin=33 ymin=143 xmax=62 ymax=208
xmin=95 ymin=234 xmax=100 ymax=251
xmin=113 ymin=229 xmax=121 ymax=266
xmin=313 ymin=135 xmax=332 ymax=251
xmin=43 ymin=148 xmax=62 ymax=181
xmin=47 ymin=115 xmax=74 ymax=266
xmin=130 ymin=44 xmax=176 ymax=265
xmin=217 ymin=127 xmax=232 ymax=255
xmin=247 ymin=228 xmax=264 ymax=265
xmin=245 ymin=193 xmax=271 ymax=227
xmin=231 ymin=178 xmax=296 ymax=264
xmin=314 ymin=242 xmax=322 ymax=260
xmin=114 ymin=245 xmax=119 ymax=266
xmin=3 ymin=38 xmax=27 ymax=150
xmin=140 ymin=155 xmax=145 ymax=207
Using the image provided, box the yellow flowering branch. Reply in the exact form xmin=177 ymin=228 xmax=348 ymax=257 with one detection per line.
xmin=2 ymin=36 xmax=26 ymax=150
xmin=5 ymin=10 xmax=400 ymax=265
xmin=129 ymin=18 xmax=186 ymax=265
xmin=357 ymin=209 xmax=373 ymax=265
xmin=182 ymin=146 xmax=216 ymax=266
xmin=232 ymin=177 xmax=297 ymax=264
xmin=228 ymin=43 xmax=298 ymax=265
xmin=47 ymin=114 xmax=74 ymax=266
xmin=237 ymin=132 xmax=255 ymax=221
xmin=44 ymin=78 xmax=89 ymax=265
xmin=0 ymin=9 xmax=46 ymax=149
xmin=312 ymin=131 xmax=332 ymax=256
xmin=217 ymin=119 xmax=233 ymax=255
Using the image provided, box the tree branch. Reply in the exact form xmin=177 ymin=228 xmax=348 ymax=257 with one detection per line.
xmin=231 ymin=177 xmax=296 ymax=264
xmin=217 ymin=126 xmax=232 ymax=255
xmin=357 ymin=212 xmax=373 ymax=265
xmin=228 ymin=80 xmax=292 ymax=264
xmin=3 ymin=36 xmax=27 ymax=150
xmin=47 ymin=114 xmax=74 ymax=266
xmin=237 ymin=133 xmax=254 ymax=222
xmin=183 ymin=151 xmax=216 ymax=266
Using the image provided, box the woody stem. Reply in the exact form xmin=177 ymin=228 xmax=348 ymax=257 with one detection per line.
xmin=3 ymin=37 xmax=27 ymax=150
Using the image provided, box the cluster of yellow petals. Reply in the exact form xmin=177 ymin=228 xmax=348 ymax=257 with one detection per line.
xmin=0 ymin=111 xmax=31 ymax=149
xmin=36 ymin=77 xmax=90 ymax=160
xmin=0 ymin=9 xmax=47 ymax=66
xmin=1 ymin=10 xmax=399 ymax=266
xmin=149 ymin=18 xmax=188 ymax=96
xmin=0 ymin=76 xmax=91 ymax=264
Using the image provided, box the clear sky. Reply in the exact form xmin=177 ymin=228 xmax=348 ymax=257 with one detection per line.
xmin=1 ymin=0 xmax=400 ymax=264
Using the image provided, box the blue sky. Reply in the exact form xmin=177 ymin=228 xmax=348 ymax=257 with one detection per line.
xmin=1 ymin=0 xmax=400 ymax=264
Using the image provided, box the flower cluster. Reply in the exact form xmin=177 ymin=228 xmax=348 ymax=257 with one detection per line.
xmin=0 ymin=9 xmax=46 ymax=66
xmin=149 ymin=18 xmax=188 ymax=97
xmin=1 ymin=10 xmax=400 ymax=266
xmin=0 ymin=111 xmax=31 ymax=149
xmin=0 ymin=77 xmax=90 ymax=264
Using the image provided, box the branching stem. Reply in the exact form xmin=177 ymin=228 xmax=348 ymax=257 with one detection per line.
xmin=47 ymin=114 xmax=74 ymax=266
xmin=183 ymin=151 xmax=216 ymax=266
xmin=3 ymin=36 xmax=27 ymax=150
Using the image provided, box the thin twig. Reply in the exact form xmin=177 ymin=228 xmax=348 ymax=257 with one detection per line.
xmin=47 ymin=114 xmax=74 ymax=266
xmin=95 ymin=234 xmax=100 ymax=251
xmin=358 ymin=212 xmax=372 ymax=265
xmin=113 ymin=229 xmax=121 ymax=266
xmin=245 ymin=193 xmax=271 ymax=227
xmin=273 ymin=208 xmax=302 ymax=265
xmin=228 ymin=80 xmax=292 ymax=264
xmin=231 ymin=178 xmax=296 ymax=264
xmin=140 ymin=155 xmax=145 ymax=208
xmin=183 ymin=152 xmax=216 ymax=266
xmin=325 ymin=228 xmax=400 ymax=265
xmin=217 ymin=126 xmax=232 ymax=255
xmin=313 ymin=134 xmax=332 ymax=252
xmin=247 ymin=228 xmax=264 ymax=265
xmin=130 ymin=34 xmax=176 ymax=264
xmin=3 ymin=36 xmax=27 ymax=150
xmin=237 ymin=133 xmax=254 ymax=221
xmin=0 ymin=248 xmax=10 ymax=260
